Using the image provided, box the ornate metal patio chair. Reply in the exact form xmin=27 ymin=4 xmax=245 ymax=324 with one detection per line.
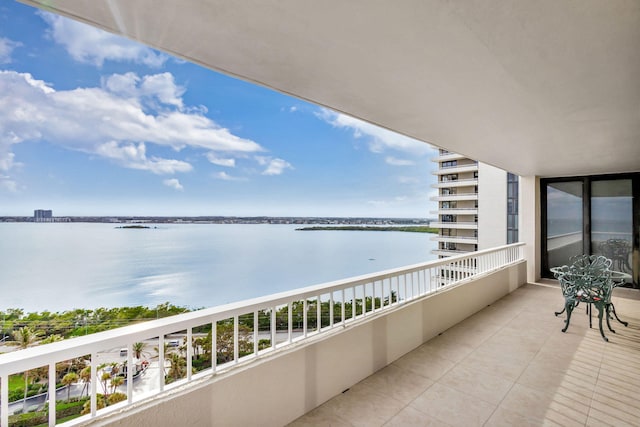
xmin=552 ymin=255 xmax=611 ymax=317
xmin=556 ymin=265 xmax=614 ymax=341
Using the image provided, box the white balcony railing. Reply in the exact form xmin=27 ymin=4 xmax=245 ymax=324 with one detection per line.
xmin=0 ymin=243 xmax=524 ymax=426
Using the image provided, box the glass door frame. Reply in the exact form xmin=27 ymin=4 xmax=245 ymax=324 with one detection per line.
xmin=541 ymin=172 xmax=640 ymax=287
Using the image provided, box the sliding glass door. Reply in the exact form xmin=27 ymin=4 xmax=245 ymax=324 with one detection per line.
xmin=591 ymin=179 xmax=634 ymax=285
xmin=542 ymin=174 xmax=639 ymax=288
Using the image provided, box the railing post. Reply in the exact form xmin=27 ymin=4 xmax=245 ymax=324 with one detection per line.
xmin=316 ymin=296 xmax=321 ymax=331
xmin=341 ymin=289 xmax=346 ymax=325
xmin=158 ymin=337 xmax=165 ymax=392
xmin=212 ymin=323 xmax=217 ymax=373
xmin=303 ymin=299 xmax=308 ymax=338
xmin=270 ymin=307 xmax=276 ymax=348
xmin=127 ymin=342 xmax=133 ymax=403
xmin=90 ymin=352 xmax=97 ymax=416
xmin=1 ymin=374 xmax=8 ymax=427
xmin=233 ymin=316 xmax=239 ymax=364
xmin=186 ymin=328 xmax=193 ymax=381
xmin=49 ymin=362 xmax=56 ymax=426
xmin=288 ymin=303 xmax=293 ymax=342
xmin=253 ymin=311 xmax=259 ymax=355
xmin=329 ymin=293 xmax=334 ymax=327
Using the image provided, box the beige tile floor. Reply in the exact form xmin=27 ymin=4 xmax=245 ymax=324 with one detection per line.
xmin=289 ymin=283 xmax=640 ymax=427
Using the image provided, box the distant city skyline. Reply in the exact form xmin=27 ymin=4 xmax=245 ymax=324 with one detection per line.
xmin=0 ymin=2 xmax=438 ymax=218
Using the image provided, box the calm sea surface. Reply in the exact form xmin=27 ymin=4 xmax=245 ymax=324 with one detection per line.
xmin=0 ymin=223 xmax=437 ymax=312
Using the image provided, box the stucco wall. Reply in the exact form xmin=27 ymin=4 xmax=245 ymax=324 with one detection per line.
xmin=90 ymin=261 xmax=527 ymax=427
xmin=477 ymin=163 xmax=507 ymax=250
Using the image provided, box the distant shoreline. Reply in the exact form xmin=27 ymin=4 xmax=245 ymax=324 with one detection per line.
xmin=0 ymin=215 xmax=433 ymax=226
xmin=296 ymin=226 xmax=438 ymax=233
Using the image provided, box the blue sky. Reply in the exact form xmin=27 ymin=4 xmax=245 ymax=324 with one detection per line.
xmin=0 ymin=2 xmax=437 ymax=218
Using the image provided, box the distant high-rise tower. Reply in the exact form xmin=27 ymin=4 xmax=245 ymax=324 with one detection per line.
xmin=34 ymin=209 xmax=53 ymax=222
xmin=430 ymin=149 xmax=518 ymax=258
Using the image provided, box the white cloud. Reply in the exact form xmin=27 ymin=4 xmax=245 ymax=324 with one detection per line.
xmin=256 ymin=156 xmax=293 ymax=176
xmin=316 ymin=108 xmax=434 ymax=156
xmin=96 ymin=141 xmax=193 ymax=174
xmin=163 ymin=178 xmax=184 ymax=191
xmin=214 ymin=171 xmax=246 ymax=181
xmin=289 ymin=106 xmax=298 ymax=113
xmin=0 ymin=70 xmax=265 ymax=186
xmin=385 ymin=156 xmax=415 ymax=166
xmin=0 ymin=37 xmax=21 ymax=64
xmin=206 ymin=153 xmax=236 ymax=167
xmin=39 ymin=12 xmax=168 ymax=67
xmin=103 ymin=72 xmax=185 ymax=110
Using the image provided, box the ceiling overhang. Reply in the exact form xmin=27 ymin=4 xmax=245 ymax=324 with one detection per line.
xmin=19 ymin=0 xmax=640 ymax=177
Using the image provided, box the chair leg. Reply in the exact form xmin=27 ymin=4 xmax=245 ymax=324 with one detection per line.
xmin=609 ymin=303 xmax=629 ymax=327
xmin=562 ymin=300 xmax=575 ymax=333
xmin=554 ymin=307 xmax=566 ymax=316
xmin=596 ymin=303 xmax=608 ymax=342
xmin=605 ymin=305 xmax=615 ymax=333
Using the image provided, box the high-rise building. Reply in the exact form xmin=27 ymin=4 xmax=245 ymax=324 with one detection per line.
xmin=430 ymin=149 xmax=518 ymax=258
xmin=34 ymin=209 xmax=53 ymax=222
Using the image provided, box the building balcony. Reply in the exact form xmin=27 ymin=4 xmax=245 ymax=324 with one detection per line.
xmin=430 ymin=221 xmax=478 ymax=230
xmin=431 ymin=248 xmax=476 ymax=257
xmin=430 ymin=193 xmax=479 ymax=202
xmin=431 ymin=178 xmax=478 ymax=189
xmin=433 ymin=164 xmax=479 ymax=175
xmin=0 ymin=244 xmax=525 ymax=426
xmin=430 ymin=152 xmax=467 ymax=162
xmin=291 ymin=283 xmax=640 ymax=426
xmin=431 ymin=235 xmax=478 ymax=244
xmin=429 ymin=207 xmax=478 ymax=215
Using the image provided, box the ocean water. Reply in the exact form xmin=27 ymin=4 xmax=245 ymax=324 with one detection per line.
xmin=0 ymin=223 xmax=437 ymax=312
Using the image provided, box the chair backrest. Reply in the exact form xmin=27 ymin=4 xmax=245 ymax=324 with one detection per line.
xmin=556 ymin=255 xmax=614 ymax=302
xmin=568 ymin=254 xmax=612 ymax=275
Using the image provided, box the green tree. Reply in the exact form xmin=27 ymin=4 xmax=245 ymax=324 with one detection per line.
xmin=9 ymin=326 xmax=39 ymax=412
xmin=167 ymin=353 xmax=186 ymax=382
xmin=40 ymin=334 xmax=63 ymax=344
xmin=62 ymin=372 xmax=78 ymax=402
xmin=79 ymin=366 xmax=91 ymax=397
xmin=110 ymin=376 xmax=124 ymax=394
xmin=132 ymin=342 xmax=147 ymax=359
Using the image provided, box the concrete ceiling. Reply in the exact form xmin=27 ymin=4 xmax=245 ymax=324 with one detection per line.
xmin=20 ymin=0 xmax=640 ymax=177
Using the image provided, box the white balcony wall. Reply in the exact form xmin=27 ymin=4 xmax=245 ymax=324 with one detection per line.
xmin=477 ymin=163 xmax=508 ymax=250
xmin=429 ymin=221 xmax=477 ymax=229
xmin=431 ymin=153 xmax=466 ymax=162
xmin=433 ymin=164 xmax=479 ymax=175
xmin=431 ymin=179 xmax=478 ymax=189
xmin=520 ymin=175 xmax=541 ymax=282
xmin=430 ymin=209 xmax=478 ymax=216
xmin=91 ymin=261 xmax=526 ymax=427
xmin=431 ymin=194 xmax=478 ymax=202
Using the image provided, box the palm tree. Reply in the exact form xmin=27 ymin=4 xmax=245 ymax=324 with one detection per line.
xmin=167 ymin=353 xmax=186 ymax=381
xmin=110 ymin=376 xmax=124 ymax=394
xmin=132 ymin=341 xmax=147 ymax=359
xmin=79 ymin=366 xmax=91 ymax=397
xmin=61 ymin=372 xmax=78 ymax=402
xmin=10 ymin=326 xmax=39 ymax=411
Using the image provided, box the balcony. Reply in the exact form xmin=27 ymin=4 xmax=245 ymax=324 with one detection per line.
xmin=430 ymin=152 xmax=466 ymax=162
xmin=429 ymin=208 xmax=478 ymax=216
xmin=430 ymin=221 xmax=478 ymax=230
xmin=291 ymin=283 xmax=640 ymax=426
xmin=431 ymin=178 xmax=478 ymax=189
xmin=430 ymin=193 xmax=478 ymax=202
xmin=431 ymin=248 xmax=476 ymax=257
xmin=0 ymin=245 xmax=525 ymax=426
xmin=433 ymin=164 xmax=479 ymax=175
xmin=431 ymin=235 xmax=478 ymax=244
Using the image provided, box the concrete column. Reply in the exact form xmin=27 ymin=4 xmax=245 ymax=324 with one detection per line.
xmin=520 ymin=175 xmax=541 ymax=282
